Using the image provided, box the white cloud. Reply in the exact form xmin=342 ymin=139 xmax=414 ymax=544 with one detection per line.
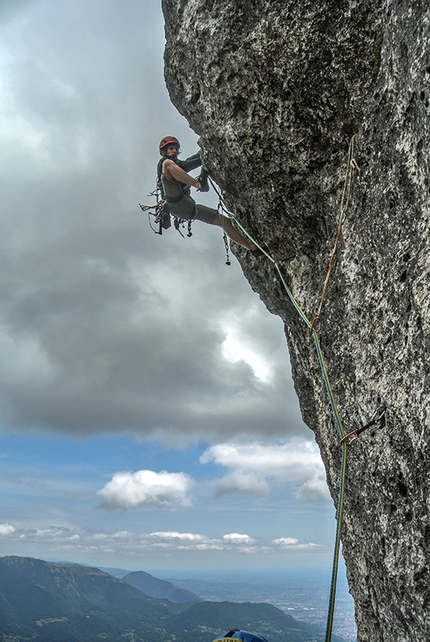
xmin=147 ymin=531 xmax=223 ymax=552
xmin=273 ymin=537 xmax=321 ymax=550
xmin=223 ymin=533 xmax=255 ymax=544
xmin=23 ymin=527 xmax=78 ymax=540
xmin=0 ymin=523 xmax=15 ymax=535
xmin=220 ymin=309 xmax=274 ymax=383
xmin=200 ymin=440 xmax=330 ymax=499
xmin=90 ymin=529 xmax=259 ymax=553
xmin=272 ymin=537 xmax=299 ymax=546
xmin=150 ymin=531 xmax=206 ymax=542
xmin=214 ymin=471 xmax=270 ymax=497
xmin=299 ymin=476 xmax=331 ymax=500
xmin=0 ymin=521 xmax=328 ymax=561
xmin=97 ymin=470 xmax=194 ymax=509
xmin=148 ymin=531 xmax=256 ymax=552
xmin=143 ymin=531 xmax=258 ymax=554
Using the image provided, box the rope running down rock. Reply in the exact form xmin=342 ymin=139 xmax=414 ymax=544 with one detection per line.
xmin=208 ymin=140 xmax=360 ymax=641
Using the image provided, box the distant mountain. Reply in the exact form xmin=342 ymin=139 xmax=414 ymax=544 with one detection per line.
xmin=96 ymin=565 xmax=133 ymax=579
xmin=0 ymin=555 xmax=180 ymax=641
xmin=165 ymin=600 xmax=347 ymax=642
xmin=0 ymin=556 xmax=347 ymax=642
xmin=123 ymin=570 xmax=203 ymax=603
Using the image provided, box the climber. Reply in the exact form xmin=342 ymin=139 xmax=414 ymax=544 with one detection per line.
xmin=157 ymin=136 xmax=263 ymax=254
xmin=213 ymin=629 xmax=269 ymax=642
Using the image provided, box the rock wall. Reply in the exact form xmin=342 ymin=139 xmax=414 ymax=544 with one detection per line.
xmin=162 ymin=1 xmax=430 ymax=640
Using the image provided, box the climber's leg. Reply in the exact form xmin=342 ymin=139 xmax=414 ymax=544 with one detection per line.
xmin=212 ymin=212 xmax=256 ymax=251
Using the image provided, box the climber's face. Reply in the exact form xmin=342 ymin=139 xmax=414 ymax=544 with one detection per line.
xmin=165 ymin=144 xmax=179 ymax=158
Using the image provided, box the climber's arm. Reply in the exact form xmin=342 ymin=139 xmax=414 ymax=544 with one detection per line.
xmin=162 ymin=159 xmax=200 ymax=189
xmin=179 ymin=152 xmax=202 ymax=172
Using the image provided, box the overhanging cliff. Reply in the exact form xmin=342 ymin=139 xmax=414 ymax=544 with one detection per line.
xmin=161 ymin=1 xmax=430 ymax=640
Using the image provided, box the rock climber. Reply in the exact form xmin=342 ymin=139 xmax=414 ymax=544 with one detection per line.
xmin=157 ymin=136 xmax=263 ymax=254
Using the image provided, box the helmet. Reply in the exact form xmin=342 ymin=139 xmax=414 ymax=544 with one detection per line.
xmin=213 ymin=630 xmax=269 ymax=642
xmin=159 ymin=136 xmax=180 ymax=154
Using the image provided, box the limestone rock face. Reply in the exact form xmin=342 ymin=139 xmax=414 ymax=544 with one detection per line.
xmin=162 ymin=1 xmax=430 ymax=640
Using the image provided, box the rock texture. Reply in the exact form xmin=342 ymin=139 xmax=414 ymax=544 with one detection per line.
xmin=162 ymin=1 xmax=430 ymax=640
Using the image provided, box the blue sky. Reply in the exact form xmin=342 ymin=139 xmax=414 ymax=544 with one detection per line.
xmin=0 ymin=0 xmax=342 ymax=577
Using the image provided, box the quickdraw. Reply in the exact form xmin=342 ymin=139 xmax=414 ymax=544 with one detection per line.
xmin=174 ymin=217 xmax=193 ymax=239
xmin=339 ymin=405 xmax=387 ymax=446
xmin=140 ymin=189 xmax=192 ymax=237
xmin=140 ymin=200 xmax=170 ymax=235
xmin=223 ymin=229 xmax=231 ymax=266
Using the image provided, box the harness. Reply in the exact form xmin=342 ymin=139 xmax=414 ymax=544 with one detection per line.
xmin=140 ymin=156 xmax=231 ymax=264
xmin=140 ymin=160 xmax=192 ymax=239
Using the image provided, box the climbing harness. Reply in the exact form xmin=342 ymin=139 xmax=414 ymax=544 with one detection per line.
xmin=141 ymin=170 xmax=232 ymax=260
xmin=139 ymin=190 xmax=170 ymax=235
xmin=140 ymin=188 xmax=194 ymax=238
xmin=140 ymin=155 xmax=197 ymax=238
xmin=207 ymin=137 xmax=385 ymax=642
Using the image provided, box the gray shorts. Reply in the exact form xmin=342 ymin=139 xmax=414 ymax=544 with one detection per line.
xmin=167 ymin=194 xmax=217 ymax=225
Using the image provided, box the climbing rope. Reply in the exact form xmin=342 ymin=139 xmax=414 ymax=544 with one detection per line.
xmin=310 ymin=135 xmax=360 ymax=333
xmin=207 ymin=139 xmax=374 ymax=641
xmin=210 ymin=180 xmax=342 ymax=406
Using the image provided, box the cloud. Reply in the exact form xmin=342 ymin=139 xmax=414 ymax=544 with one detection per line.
xmin=97 ymin=469 xmax=194 ymax=509
xmin=150 ymin=531 xmax=207 ymax=542
xmin=88 ymin=529 xmax=255 ymax=553
xmin=223 ymin=533 xmax=255 ymax=544
xmin=149 ymin=532 xmax=223 ymax=552
xmin=213 ymin=471 xmax=270 ymax=497
xmin=220 ymin=310 xmax=275 ymax=383
xmin=143 ymin=531 xmax=258 ymax=553
xmin=3 ymin=523 xmax=326 ymax=560
xmin=272 ymin=537 xmax=321 ymax=550
xmin=0 ymin=0 xmax=308 ymax=447
xmin=0 ymin=523 xmax=15 ymax=535
xmin=201 ymin=440 xmax=330 ymax=499
xmin=0 ymin=0 xmax=336 ymax=574
xmin=273 ymin=537 xmax=299 ymax=546
xmin=23 ymin=527 xmax=79 ymax=541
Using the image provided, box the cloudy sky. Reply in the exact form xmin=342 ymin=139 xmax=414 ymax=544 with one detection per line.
xmin=0 ymin=0 xmax=340 ymax=577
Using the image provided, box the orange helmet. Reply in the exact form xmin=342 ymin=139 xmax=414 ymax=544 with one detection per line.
xmin=159 ymin=136 xmax=180 ymax=154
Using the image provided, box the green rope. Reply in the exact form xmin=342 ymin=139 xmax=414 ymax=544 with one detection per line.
xmin=272 ymin=252 xmax=348 ymax=642
xmin=209 ymin=177 xmax=347 ymax=641
xmin=325 ymin=443 xmax=347 ymax=642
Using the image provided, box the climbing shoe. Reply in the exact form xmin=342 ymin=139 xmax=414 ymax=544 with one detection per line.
xmin=197 ymin=169 xmax=210 ymax=192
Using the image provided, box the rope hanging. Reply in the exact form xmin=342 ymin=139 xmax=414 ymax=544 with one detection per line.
xmin=208 ymin=139 xmax=364 ymax=642
xmin=310 ymin=135 xmax=360 ymax=333
xmin=231 ymin=216 xmax=348 ymax=642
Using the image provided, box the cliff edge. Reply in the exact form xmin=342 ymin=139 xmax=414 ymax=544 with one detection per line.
xmin=162 ymin=1 xmax=430 ymax=640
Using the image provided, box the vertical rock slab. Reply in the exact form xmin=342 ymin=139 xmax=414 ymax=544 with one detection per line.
xmin=162 ymin=1 xmax=430 ymax=639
